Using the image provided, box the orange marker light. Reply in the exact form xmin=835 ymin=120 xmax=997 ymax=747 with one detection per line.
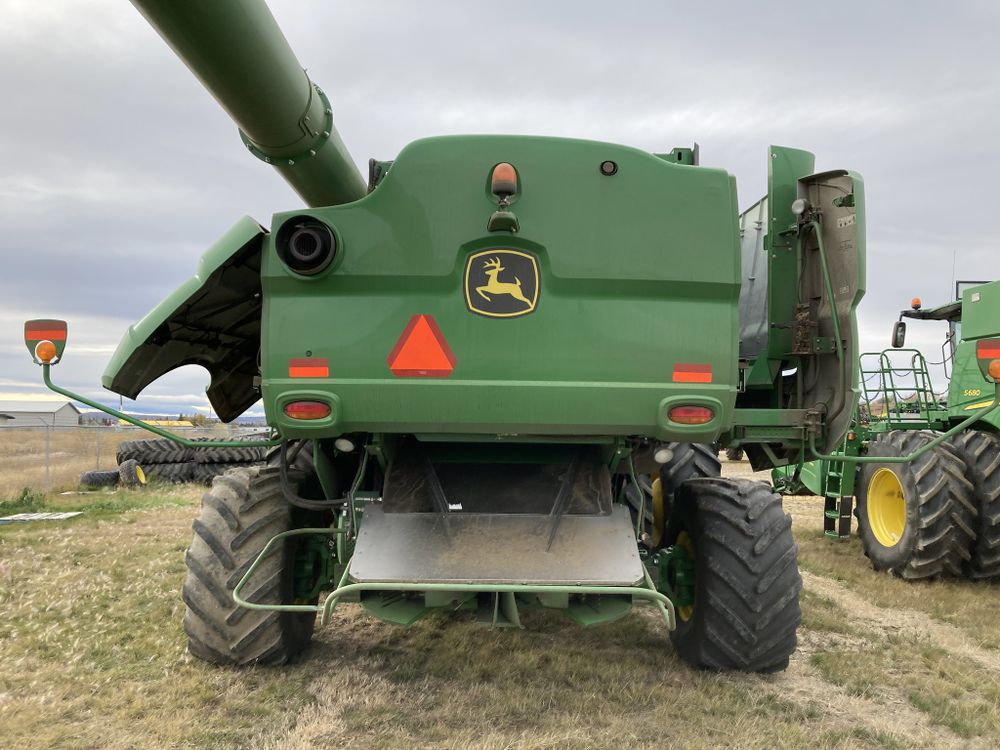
xmin=283 ymin=401 xmax=331 ymax=420
xmin=911 ymin=297 xmax=922 ymax=310
xmin=668 ymin=405 xmax=714 ymax=425
xmin=491 ymin=162 xmax=517 ymax=197
xmin=989 ymin=359 xmax=1000 ymax=381
xmin=34 ymin=340 xmax=57 ymax=364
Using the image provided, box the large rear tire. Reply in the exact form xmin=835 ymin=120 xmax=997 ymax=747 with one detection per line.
xmin=855 ymin=431 xmax=975 ymax=579
xmin=667 ymin=477 xmax=801 ymax=672
xmin=649 ymin=443 xmax=721 ymax=548
xmin=182 ymin=466 xmax=316 ymax=666
xmin=947 ymin=430 xmax=1000 ymax=579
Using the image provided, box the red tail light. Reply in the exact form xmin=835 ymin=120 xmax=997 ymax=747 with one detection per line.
xmin=283 ymin=401 xmax=331 ymax=420
xmin=668 ymin=405 xmax=714 ymax=425
xmin=977 ymin=340 xmax=1000 ymax=360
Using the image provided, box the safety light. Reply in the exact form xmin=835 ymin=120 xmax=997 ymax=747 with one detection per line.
xmin=911 ymin=297 xmax=922 ymax=310
xmin=24 ymin=319 xmax=67 ymax=364
xmin=668 ymin=405 xmax=714 ymax=425
xmin=283 ymin=401 xmax=331 ymax=420
xmin=491 ymin=163 xmax=517 ymax=197
xmin=34 ymin=340 xmax=57 ymax=364
xmin=989 ymin=360 xmax=1000 ymax=381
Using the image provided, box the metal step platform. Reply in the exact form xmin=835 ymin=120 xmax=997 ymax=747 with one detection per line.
xmin=349 ymin=505 xmax=644 ymax=586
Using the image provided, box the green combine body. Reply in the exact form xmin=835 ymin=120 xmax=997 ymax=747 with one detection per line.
xmin=774 ymin=280 xmax=1000 ymax=580
xmin=26 ymin=0 xmax=873 ymax=672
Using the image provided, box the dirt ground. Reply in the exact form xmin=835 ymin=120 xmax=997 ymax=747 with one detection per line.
xmin=3 ymin=459 xmax=1000 ymax=749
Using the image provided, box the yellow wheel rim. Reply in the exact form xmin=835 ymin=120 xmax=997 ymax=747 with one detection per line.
xmin=676 ymin=531 xmax=695 ymax=622
xmin=867 ymin=468 xmax=906 ymax=547
xmin=136 ymin=465 xmax=147 ymax=485
xmin=651 ymin=477 xmax=665 ymax=548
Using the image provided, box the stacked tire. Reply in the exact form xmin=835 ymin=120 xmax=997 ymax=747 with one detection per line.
xmin=115 ymin=438 xmax=266 ymax=485
xmin=191 ymin=441 xmax=267 ymax=485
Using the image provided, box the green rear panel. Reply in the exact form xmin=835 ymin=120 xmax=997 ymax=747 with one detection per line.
xmin=948 ymin=281 xmax=1000 ymax=430
xmin=261 ymin=135 xmax=741 ymax=440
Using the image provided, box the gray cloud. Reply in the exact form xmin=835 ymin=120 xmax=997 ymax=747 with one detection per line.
xmin=2 ymin=0 xmax=998 ymax=416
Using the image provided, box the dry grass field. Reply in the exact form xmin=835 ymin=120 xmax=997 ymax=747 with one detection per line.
xmin=0 ymin=427 xmax=131 ymax=497
xmin=0 ymin=427 xmax=243 ymax=497
xmin=3 ymin=459 xmax=1000 ymax=749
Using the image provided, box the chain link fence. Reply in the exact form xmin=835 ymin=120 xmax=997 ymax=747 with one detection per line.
xmin=0 ymin=425 xmax=266 ymax=497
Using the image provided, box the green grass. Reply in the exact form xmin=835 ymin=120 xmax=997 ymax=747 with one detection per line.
xmin=2 ymin=488 xmax=1000 ymax=748
xmin=0 ymin=483 xmax=195 ymax=521
xmin=811 ymin=633 xmax=1000 ymax=739
xmin=794 ymin=521 xmax=1000 ymax=651
xmin=0 ymin=493 xmax=316 ymax=749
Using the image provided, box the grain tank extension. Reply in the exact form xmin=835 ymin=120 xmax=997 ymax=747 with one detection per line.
xmin=27 ymin=0 xmax=867 ymax=672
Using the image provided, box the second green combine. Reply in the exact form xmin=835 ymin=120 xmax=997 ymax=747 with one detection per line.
xmin=775 ymin=281 xmax=1000 ymax=580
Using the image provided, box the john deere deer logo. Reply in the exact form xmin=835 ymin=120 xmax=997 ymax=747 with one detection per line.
xmin=464 ymin=249 xmax=539 ymax=318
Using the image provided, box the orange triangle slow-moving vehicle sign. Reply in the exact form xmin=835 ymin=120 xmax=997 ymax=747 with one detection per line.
xmin=387 ymin=314 xmax=456 ymax=377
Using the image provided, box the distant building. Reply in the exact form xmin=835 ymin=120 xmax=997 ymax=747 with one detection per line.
xmin=0 ymin=400 xmax=82 ymax=428
xmin=116 ymin=419 xmax=194 ymax=428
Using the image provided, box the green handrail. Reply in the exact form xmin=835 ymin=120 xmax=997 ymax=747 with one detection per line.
xmin=809 ymin=391 xmax=1000 ymax=464
xmin=42 ymin=364 xmax=280 ymax=448
xmin=231 ymin=526 xmax=676 ymax=629
xmin=319 ymin=577 xmax=675 ymax=629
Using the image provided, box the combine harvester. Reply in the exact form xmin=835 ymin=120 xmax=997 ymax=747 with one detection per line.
xmin=775 ymin=282 xmax=1000 ymax=580
xmin=23 ymin=0 xmax=951 ymax=672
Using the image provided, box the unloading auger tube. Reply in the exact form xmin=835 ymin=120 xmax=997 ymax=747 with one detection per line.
xmin=129 ymin=0 xmax=366 ymax=207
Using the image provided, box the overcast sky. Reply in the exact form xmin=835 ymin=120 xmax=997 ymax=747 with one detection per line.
xmin=1 ymin=0 xmax=998 ymax=418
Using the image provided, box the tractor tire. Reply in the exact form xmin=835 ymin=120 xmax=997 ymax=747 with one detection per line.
xmin=80 ymin=469 xmax=119 ymax=488
xmin=182 ymin=466 xmax=316 ymax=666
xmin=947 ymin=430 xmax=1000 ymax=579
xmin=660 ymin=443 xmax=722 ymax=497
xmin=652 ymin=443 xmax=722 ymax=543
xmin=855 ymin=431 xmax=975 ymax=579
xmin=116 ymin=438 xmax=189 ymax=465
xmin=628 ymin=443 xmax=721 ymax=548
xmin=667 ymin=477 xmax=801 ymax=672
xmin=192 ymin=462 xmax=236 ymax=486
xmin=725 ymin=447 xmax=744 ymax=462
xmin=118 ymin=459 xmax=147 ymax=487
xmin=192 ymin=443 xmax=266 ymax=464
xmin=145 ymin=462 xmax=195 ymax=484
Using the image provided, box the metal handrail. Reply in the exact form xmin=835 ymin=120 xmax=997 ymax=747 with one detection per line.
xmin=232 ymin=527 xmax=676 ymax=630
xmin=42 ymin=364 xmax=280 ymax=448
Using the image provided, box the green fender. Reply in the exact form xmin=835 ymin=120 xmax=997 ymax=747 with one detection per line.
xmin=102 ymin=216 xmax=265 ymax=422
